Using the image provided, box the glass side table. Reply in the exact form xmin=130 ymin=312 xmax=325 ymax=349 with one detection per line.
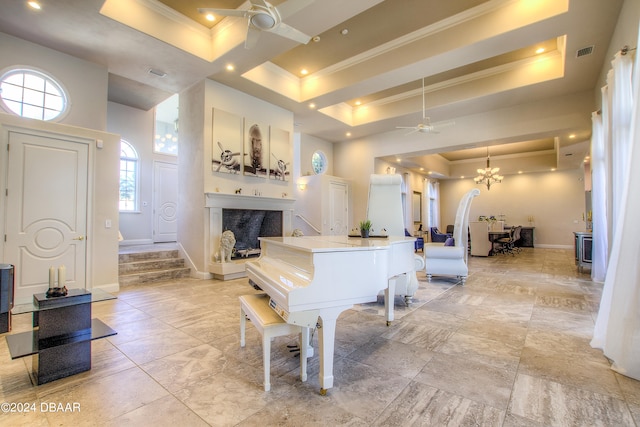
xmin=5 ymin=288 xmax=117 ymax=385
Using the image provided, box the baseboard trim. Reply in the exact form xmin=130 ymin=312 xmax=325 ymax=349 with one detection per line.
xmin=93 ymin=282 xmax=120 ymax=293
xmin=534 ymin=244 xmax=573 ymax=249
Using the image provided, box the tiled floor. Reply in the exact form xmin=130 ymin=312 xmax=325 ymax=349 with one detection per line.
xmin=1 ymin=248 xmax=639 ymax=426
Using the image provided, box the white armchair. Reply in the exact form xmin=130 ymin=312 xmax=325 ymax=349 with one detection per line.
xmin=424 ymin=188 xmax=480 ymax=284
xmin=366 ymin=174 xmax=421 ymax=303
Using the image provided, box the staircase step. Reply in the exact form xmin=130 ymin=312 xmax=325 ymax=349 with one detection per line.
xmin=119 ymin=258 xmax=185 ymax=275
xmin=118 ymin=247 xmax=190 ymax=286
xmin=119 ymin=250 xmax=179 ymax=264
xmin=119 ymin=267 xmax=191 ymax=286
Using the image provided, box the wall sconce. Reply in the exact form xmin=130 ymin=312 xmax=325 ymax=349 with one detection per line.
xmin=297 ymin=182 xmax=306 ymax=190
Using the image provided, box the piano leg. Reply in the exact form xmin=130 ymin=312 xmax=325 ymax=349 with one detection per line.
xmin=300 ymin=327 xmax=309 ymax=382
xmin=317 ymin=305 xmax=352 ymax=395
xmin=384 ymin=277 xmax=397 ymax=326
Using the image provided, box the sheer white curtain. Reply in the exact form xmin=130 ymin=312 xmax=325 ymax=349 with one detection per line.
xmin=425 ymin=179 xmax=440 ymax=231
xmin=590 ymin=111 xmax=608 ymax=282
xmin=609 ymin=52 xmax=634 ymax=238
xmin=403 ymin=173 xmax=411 ymax=230
xmin=422 ymin=178 xmax=429 ymax=232
xmin=591 ymin=43 xmax=640 ymax=380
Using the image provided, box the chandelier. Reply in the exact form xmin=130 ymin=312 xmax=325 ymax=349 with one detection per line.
xmin=474 ymin=147 xmax=503 ymax=190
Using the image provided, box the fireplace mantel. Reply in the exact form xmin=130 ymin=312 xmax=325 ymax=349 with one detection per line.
xmin=205 ymin=192 xmax=295 ymax=210
xmin=205 ymin=192 xmax=295 ymax=280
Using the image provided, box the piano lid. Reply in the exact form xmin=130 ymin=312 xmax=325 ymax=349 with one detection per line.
xmin=257 ymin=236 xmax=414 ymax=253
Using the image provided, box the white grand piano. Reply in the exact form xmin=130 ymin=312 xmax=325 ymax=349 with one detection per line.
xmin=245 ymin=235 xmax=415 ymax=394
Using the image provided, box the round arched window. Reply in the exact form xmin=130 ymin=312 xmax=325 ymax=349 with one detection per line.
xmin=311 ymin=150 xmax=327 ymax=175
xmin=0 ymin=67 xmax=68 ymax=121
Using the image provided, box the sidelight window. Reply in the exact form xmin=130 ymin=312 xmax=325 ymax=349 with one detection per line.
xmin=120 ymin=140 xmax=139 ymax=212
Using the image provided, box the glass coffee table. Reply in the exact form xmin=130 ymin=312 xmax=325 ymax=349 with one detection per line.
xmin=5 ymin=288 xmax=117 ymax=385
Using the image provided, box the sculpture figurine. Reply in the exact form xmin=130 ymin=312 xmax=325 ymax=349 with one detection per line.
xmin=220 ymin=230 xmax=236 ymax=263
xmin=291 ymin=229 xmax=304 ymax=237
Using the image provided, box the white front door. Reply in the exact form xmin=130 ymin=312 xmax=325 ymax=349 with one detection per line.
xmin=328 ymin=181 xmax=348 ymax=235
xmin=4 ymin=130 xmax=89 ymax=303
xmin=153 ymin=161 xmax=177 ymax=242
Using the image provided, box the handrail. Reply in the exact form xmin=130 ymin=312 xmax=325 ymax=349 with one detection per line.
xmin=295 ymin=214 xmax=321 ymax=234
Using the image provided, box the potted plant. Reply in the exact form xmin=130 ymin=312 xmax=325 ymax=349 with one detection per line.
xmin=359 ymin=219 xmax=372 ymax=238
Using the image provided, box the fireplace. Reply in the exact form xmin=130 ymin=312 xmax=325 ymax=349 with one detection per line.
xmin=205 ymin=192 xmax=295 ymax=280
xmin=222 ymin=209 xmax=282 ymax=259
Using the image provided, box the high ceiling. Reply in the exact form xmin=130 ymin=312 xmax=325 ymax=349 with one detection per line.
xmin=0 ymin=0 xmax=624 ymax=177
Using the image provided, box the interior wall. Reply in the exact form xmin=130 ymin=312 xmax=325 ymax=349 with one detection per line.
xmin=335 ymin=90 xmax=595 ymax=236
xmin=177 ymin=79 xmax=295 ymax=276
xmin=439 ymin=169 xmax=586 ymax=247
xmin=297 ymin=133 xmax=334 ymax=177
xmin=107 ymin=102 xmax=179 ymax=245
xmin=0 ymin=113 xmax=120 ymax=293
xmin=0 ymin=32 xmax=108 ymax=130
xmin=0 ymin=34 xmax=117 ymax=292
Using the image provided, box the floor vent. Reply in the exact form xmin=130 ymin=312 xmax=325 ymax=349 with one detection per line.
xmin=576 ymin=45 xmax=594 ymax=58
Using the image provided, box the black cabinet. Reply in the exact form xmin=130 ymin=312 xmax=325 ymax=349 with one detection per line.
xmin=516 ymin=227 xmax=535 ymax=247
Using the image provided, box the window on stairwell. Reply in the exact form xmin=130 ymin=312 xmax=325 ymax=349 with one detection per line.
xmin=0 ymin=67 xmax=69 ymax=121
xmin=120 ymin=140 xmax=139 ymax=212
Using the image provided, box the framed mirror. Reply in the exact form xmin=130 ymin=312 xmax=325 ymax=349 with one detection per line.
xmin=412 ymin=191 xmax=422 ymax=223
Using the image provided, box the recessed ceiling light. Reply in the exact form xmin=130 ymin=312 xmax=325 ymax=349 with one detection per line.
xmin=226 ymin=64 xmax=235 ymax=71
xmin=312 ymin=36 xmax=321 ymax=42
xmin=340 ymin=29 xmax=349 ymax=35
xmin=396 ymin=158 xmax=401 ymax=163
xmin=419 ymin=167 xmax=424 ymax=171
xmin=300 ymin=69 xmax=308 ymax=75
xmin=27 ymin=1 xmax=41 ymax=10
xmin=308 ymin=103 xmax=316 ymax=109
xmin=551 ymin=168 xmax=556 ymax=171
xmin=345 ymin=132 xmax=351 ymax=137
xmin=518 ymin=171 xmax=523 ymax=174
xmin=536 ymin=47 xmax=545 ymax=54
xmin=427 ymin=171 xmax=433 ymax=175
xmin=205 ymin=14 xmax=215 ymax=22
xmin=460 ymin=176 xmax=465 ymax=179
xmin=569 ymin=134 xmax=576 ymax=138
xmin=354 ymin=100 xmax=361 ymax=106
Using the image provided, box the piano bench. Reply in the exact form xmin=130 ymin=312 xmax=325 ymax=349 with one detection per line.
xmin=239 ymin=294 xmax=309 ymax=392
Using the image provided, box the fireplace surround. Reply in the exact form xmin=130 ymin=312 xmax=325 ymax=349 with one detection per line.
xmin=205 ymin=193 xmax=295 ymax=280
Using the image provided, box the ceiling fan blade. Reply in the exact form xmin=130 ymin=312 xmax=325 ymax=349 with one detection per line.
xmin=245 ymin=25 xmax=262 ymax=49
xmin=419 ymin=127 xmax=438 ymax=134
xmin=277 ymin=0 xmax=315 ymax=19
xmin=197 ymin=8 xmax=247 ymax=18
xmin=431 ymin=120 xmax=456 ymax=129
xmin=249 ymin=0 xmax=270 ymax=8
xmin=270 ymin=22 xmax=312 ymax=44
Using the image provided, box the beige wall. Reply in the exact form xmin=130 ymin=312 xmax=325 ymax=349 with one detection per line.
xmin=0 ymin=114 xmax=120 ymax=294
xmin=439 ymin=169 xmax=586 ymax=247
xmin=0 ymin=35 xmax=118 ymax=292
xmin=0 ymin=32 xmax=108 ymax=131
xmin=107 ymin=102 xmax=180 ymax=245
xmin=178 ymin=79 xmax=295 ymax=277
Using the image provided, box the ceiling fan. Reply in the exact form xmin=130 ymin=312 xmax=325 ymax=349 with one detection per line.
xmin=199 ymin=0 xmax=315 ymax=49
xmin=396 ymin=78 xmax=455 ymax=135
